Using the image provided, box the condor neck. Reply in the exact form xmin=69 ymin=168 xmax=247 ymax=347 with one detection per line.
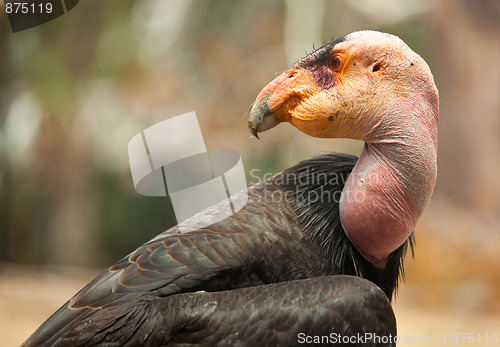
xmin=339 ymin=108 xmax=438 ymax=267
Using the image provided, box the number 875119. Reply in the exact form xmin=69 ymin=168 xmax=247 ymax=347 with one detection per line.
xmin=5 ymin=2 xmax=53 ymax=14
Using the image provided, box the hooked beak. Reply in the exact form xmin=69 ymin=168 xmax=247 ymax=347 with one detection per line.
xmin=248 ymin=94 xmax=278 ymax=139
xmin=248 ymin=67 xmax=317 ymax=139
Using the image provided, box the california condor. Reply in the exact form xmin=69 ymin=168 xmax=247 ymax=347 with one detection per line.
xmin=23 ymin=30 xmax=438 ymax=347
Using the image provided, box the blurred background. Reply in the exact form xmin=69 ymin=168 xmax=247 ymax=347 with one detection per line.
xmin=1 ymin=0 xmax=500 ymax=345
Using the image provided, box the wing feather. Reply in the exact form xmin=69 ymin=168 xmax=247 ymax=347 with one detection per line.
xmin=47 ymin=276 xmax=396 ymax=346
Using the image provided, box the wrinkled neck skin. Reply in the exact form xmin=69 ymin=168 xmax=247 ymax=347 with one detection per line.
xmin=340 ymin=99 xmax=438 ymax=268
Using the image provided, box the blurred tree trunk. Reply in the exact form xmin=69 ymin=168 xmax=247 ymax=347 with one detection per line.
xmin=433 ymin=0 xmax=500 ymax=214
xmin=7 ymin=115 xmax=100 ymax=266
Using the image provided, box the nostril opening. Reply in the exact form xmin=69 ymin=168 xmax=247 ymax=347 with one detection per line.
xmin=372 ymin=64 xmax=381 ymax=73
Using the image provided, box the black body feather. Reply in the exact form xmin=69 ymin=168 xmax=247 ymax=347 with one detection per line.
xmin=23 ymin=153 xmax=412 ymax=347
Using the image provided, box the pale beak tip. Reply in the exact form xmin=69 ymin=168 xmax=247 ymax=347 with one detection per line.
xmin=248 ymin=93 xmax=280 ymax=139
xmin=248 ymin=122 xmax=260 ymax=139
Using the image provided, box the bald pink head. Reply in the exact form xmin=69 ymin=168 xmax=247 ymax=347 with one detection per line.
xmin=249 ymin=30 xmax=439 ymax=266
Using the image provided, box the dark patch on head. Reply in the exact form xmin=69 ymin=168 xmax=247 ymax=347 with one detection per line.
xmin=297 ymin=37 xmax=345 ymax=91
xmin=410 ymin=61 xmax=414 ymax=66
xmin=328 ymin=116 xmax=334 ymax=121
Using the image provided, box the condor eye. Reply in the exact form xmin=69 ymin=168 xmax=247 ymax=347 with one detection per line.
xmin=330 ymin=55 xmax=342 ymax=71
